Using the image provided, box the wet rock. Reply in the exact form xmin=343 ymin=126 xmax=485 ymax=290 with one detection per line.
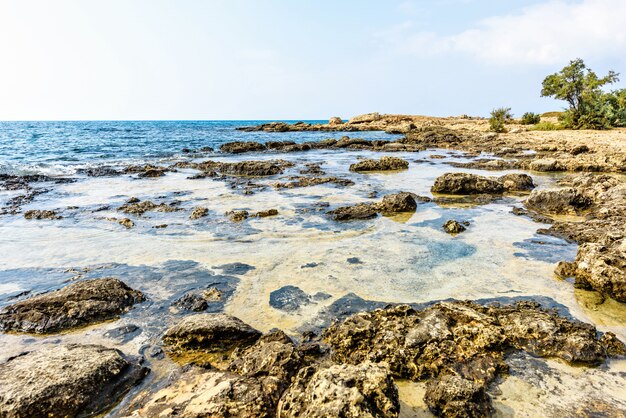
xmin=347 ymin=257 xmax=363 ymax=264
xmin=189 ymin=206 xmax=209 ymax=220
xmin=0 ymin=278 xmax=145 ymax=334
xmin=131 ymin=367 xmax=275 ymax=417
xmin=214 ymin=262 xmax=256 ymax=275
xmin=376 ymin=192 xmax=417 ymax=214
xmin=126 ymin=164 xmax=169 ymax=177
xmin=498 ymin=173 xmax=535 ymax=192
xmin=153 ymin=224 xmax=168 ymax=229
xmin=299 ymin=163 xmax=325 ymax=175
xmin=117 ymin=217 xmax=134 ymax=229
xmin=269 ymin=286 xmax=313 ymax=313
xmin=104 ymin=324 xmax=142 ymax=342
xmin=220 ymin=141 xmax=267 ymax=154
xmin=554 ymin=261 xmax=577 ymax=278
xmin=277 ymin=361 xmax=400 ymax=418
xmin=0 ymin=344 xmax=147 ymax=418
xmin=525 ymin=188 xmax=592 ymax=216
xmin=118 ymin=200 xmax=180 ymax=216
xmin=334 ymin=136 xmax=372 ymax=148
xmin=328 ymin=203 xmax=378 ymax=221
xmin=266 ymin=141 xmax=297 ymax=149
xmin=424 ymin=373 xmax=491 ymax=418
xmin=574 ymin=239 xmax=626 ymax=302
xmin=443 ymin=219 xmax=468 ymax=234
xmin=226 ymin=210 xmax=249 ymax=222
xmin=79 ymin=166 xmax=123 ymax=177
xmin=599 ymin=332 xmax=626 ymax=357
xmin=218 ymin=160 xmax=287 ymax=176
xmin=162 ymin=313 xmax=262 ymax=357
xmin=431 ymin=173 xmax=504 ymax=195
xmin=254 ymin=209 xmax=279 ymax=218
xmin=173 ymin=292 xmax=212 ymax=312
xmin=23 ymin=209 xmax=61 ymax=220
xmin=349 ymin=156 xmax=409 ymax=172
xmin=529 ymin=158 xmax=565 ymax=172
xmin=274 ymin=176 xmax=354 ymax=188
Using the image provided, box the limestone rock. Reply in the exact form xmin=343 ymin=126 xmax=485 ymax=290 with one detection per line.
xmin=525 ymin=188 xmax=592 ymax=216
xmin=349 ymin=156 xmax=409 ymax=172
xmin=431 ymin=173 xmax=504 ymax=195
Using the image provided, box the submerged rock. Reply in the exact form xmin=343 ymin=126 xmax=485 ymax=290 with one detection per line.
xmin=349 ymin=156 xmax=409 ymax=172
xmin=226 ymin=210 xmax=250 ymax=222
xmin=0 ymin=278 xmax=145 ymax=334
xmin=269 ymin=286 xmax=314 ymax=312
xmin=328 ymin=192 xmax=417 ymax=221
xmin=220 ymin=141 xmax=267 ymax=154
xmin=0 ymin=344 xmax=147 ymax=417
xmin=218 ymin=160 xmax=287 ymax=176
xmin=189 ymin=206 xmax=209 ymax=220
xmin=23 ymin=209 xmax=61 ymax=220
xmin=277 ymin=361 xmax=400 ymax=418
xmin=172 ymin=289 xmax=223 ymax=312
xmin=274 ymin=176 xmax=354 ymax=189
xmin=254 ymin=209 xmax=279 ymax=218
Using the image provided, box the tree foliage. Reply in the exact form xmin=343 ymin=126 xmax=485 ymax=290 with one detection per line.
xmin=520 ymin=112 xmax=541 ymax=125
xmin=541 ymin=59 xmax=624 ymax=129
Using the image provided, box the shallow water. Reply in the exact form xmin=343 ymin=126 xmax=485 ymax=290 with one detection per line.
xmin=0 ymin=122 xmax=624 ymax=416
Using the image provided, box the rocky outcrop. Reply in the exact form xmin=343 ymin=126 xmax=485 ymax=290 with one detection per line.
xmin=349 ymin=156 xmax=409 ymax=172
xmin=498 ymin=173 xmax=535 ymax=191
xmin=529 ymin=158 xmax=565 ymax=172
xmin=525 ymin=188 xmax=592 ymax=215
xmin=274 ymin=176 xmax=354 ymax=189
xmin=118 ymin=199 xmax=181 ymax=216
xmin=431 ymin=172 xmax=535 ymax=196
xmin=125 ymin=164 xmax=169 ymax=177
xmin=277 ymin=361 xmax=400 ymax=418
xmin=178 ymin=159 xmax=293 ymax=176
xmin=328 ymin=117 xmax=343 ymax=125
xmin=162 ymin=313 xmax=262 ymax=360
xmin=173 ymin=288 xmax=223 ymax=312
xmin=574 ymin=238 xmax=626 ymax=302
xmin=443 ymin=219 xmax=468 ymax=234
xmin=23 ymin=209 xmax=61 ymax=220
xmin=323 ymin=301 xmax=619 ymax=416
xmin=189 ymin=206 xmax=209 ymax=220
xmin=0 ymin=344 xmax=147 ymax=417
xmin=0 ymin=278 xmax=145 ymax=334
xmin=269 ymin=286 xmax=314 ymax=312
xmin=328 ymin=192 xmax=417 ymax=221
xmin=220 ymin=141 xmax=267 ymax=154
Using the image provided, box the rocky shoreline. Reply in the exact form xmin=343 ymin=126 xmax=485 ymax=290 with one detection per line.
xmin=1 ymin=113 xmax=625 ymax=417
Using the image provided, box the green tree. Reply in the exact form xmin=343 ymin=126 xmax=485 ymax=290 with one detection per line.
xmin=541 ymin=58 xmax=620 ymax=129
xmin=489 ymin=107 xmax=513 ymax=133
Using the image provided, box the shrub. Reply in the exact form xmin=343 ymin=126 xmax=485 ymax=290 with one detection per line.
xmin=489 ymin=107 xmax=513 ymax=133
xmin=530 ymin=121 xmax=563 ymax=131
xmin=520 ymin=112 xmax=541 ymax=125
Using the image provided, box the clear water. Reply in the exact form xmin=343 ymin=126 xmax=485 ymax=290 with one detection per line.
xmin=0 ymin=121 xmax=624 ymax=415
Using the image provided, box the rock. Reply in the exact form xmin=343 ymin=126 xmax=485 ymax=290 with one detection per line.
xmin=327 ymin=203 xmax=378 ymax=221
xmin=269 ymin=286 xmax=313 ymax=312
xmin=525 ymin=188 xmax=592 ymax=215
xmin=229 ymin=330 xmax=303 ymax=403
xmin=376 ymin=192 xmax=417 ymax=214
xmin=118 ymin=200 xmax=179 ymax=216
xmin=424 ymin=373 xmax=491 ymax=418
xmin=529 ymin=158 xmax=565 ymax=172
xmin=162 ymin=313 xmax=262 ymax=357
xmin=23 ymin=209 xmax=61 ymax=220
xmin=131 ymin=367 xmax=275 ymax=417
xmin=0 ymin=344 xmax=147 ymax=417
xmin=0 ymin=278 xmax=145 ymax=334
xmin=498 ymin=173 xmax=535 ymax=192
xmin=600 ymin=332 xmax=626 ymax=357
xmin=190 ymin=206 xmax=209 ymax=220
xmin=574 ymin=239 xmax=626 ymax=302
xmin=570 ymin=145 xmax=590 ymax=155
xmin=349 ymin=156 xmax=409 ymax=172
xmin=443 ymin=219 xmax=467 ymax=234
xmin=328 ymin=116 xmax=343 ymax=125
xmin=277 ymin=361 xmax=400 ymax=418
xmin=104 ymin=324 xmax=142 ymax=342
xmin=348 ymin=112 xmax=382 ymax=124
xmin=220 ymin=141 xmax=267 ymax=154
xmin=217 ymin=160 xmax=287 ymax=176
xmin=79 ymin=166 xmax=123 ymax=177
xmin=226 ymin=210 xmax=250 ymax=222
xmin=213 ymin=262 xmax=256 ymax=275
xmin=118 ymin=218 xmax=134 ymax=229
xmin=126 ymin=164 xmax=168 ymax=177
xmin=173 ymin=292 xmax=211 ymax=312
xmin=274 ymin=176 xmax=354 ymax=189
xmin=431 ymin=173 xmax=504 ymax=195
xmin=334 ymin=137 xmax=372 ymax=148
xmin=554 ymin=261 xmax=577 ymax=278
xmin=254 ymin=209 xmax=279 ymax=218
xmin=347 ymin=257 xmax=363 ymax=264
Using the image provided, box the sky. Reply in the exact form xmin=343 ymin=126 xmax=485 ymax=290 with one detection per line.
xmin=1 ymin=0 xmax=625 ymax=120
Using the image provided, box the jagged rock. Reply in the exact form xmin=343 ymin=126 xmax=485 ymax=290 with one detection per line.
xmin=334 ymin=137 xmax=372 ymax=148
xmin=190 ymin=207 xmax=209 ymax=220
xmin=349 ymin=156 xmax=409 ymax=172
xmin=376 ymin=192 xmax=417 ymax=214
xmin=220 ymin=141 xmax=267 ymax=154
xmin=126 ymin=164 xmax=168 ymax=177
xmin=118 ymin=200 xmax=180 ymax=216
xmin=498 ymin=173 xmax=535 ymax=192
xmin=525 ymin=188 xmax=592 ymax=215
xmin=254 ymin=209 xmax=279 ymax=218
xmin=554 ymin=261 xmax=577 ymax=278
xmin=328 ymin=203 xmax=379 ymax=221
xmin=443 ymin=219 xmax=468 ymax=234
xmin=24 ymin=209 xmax=61 ymax=220
xmin=274 ymin=176 xmax=354 ymax=188
xmin=0 ymin=344 xmax=147 ymax=418
xmin=162 ymin=313 xmax=262 ymax=357
xmin=0 ymin=278 xmax=145 ymax=334
xmin=269 ymin=286 xmax=313 ymax=312
xmin=431 ymin=173 xmax=504 ymax=195
xmin=328 ymin=192 xmax=417 ymax=221
xmin=424 ymin=373 xmax=492 ymax=418
xmin=277 ymin=361 xmax=400 ymax=418
xmin=79 ymin=166 xmax=122 ymax=177
xmin=226 ymin=210 xmax=249 ymax=222
xmin=131 ymin=367 xmax=274 ymax=417
xmin=574 ymin=239 xmax=626 ymax=302
xmin=218 ymin=160 xmax=288 ymax=176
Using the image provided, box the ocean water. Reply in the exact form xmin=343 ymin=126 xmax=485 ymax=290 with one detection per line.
xmin=1 ymin=121 xmax=625 ymax=415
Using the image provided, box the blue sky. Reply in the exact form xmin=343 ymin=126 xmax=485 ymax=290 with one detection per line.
xmin=1 ymin=0 xmax=625 ymax=120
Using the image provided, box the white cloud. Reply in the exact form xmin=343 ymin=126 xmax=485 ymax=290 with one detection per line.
xmin=386 ymin=0 xmax=626 ymax=65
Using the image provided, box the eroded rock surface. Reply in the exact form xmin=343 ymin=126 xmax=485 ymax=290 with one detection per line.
xmin=328 ymin=192 xmax=417 ymax=221
xmin=0 ymin=344 xmax=147 ymax=417
xmin=349 ymin=156 xmax=409 ymax=172
xmin=0 ymin=278 xmax=145 ymax=333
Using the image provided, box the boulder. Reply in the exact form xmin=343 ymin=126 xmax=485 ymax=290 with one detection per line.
xmin=0 ymin=278 xmax=145 ymax=334
xmin=327 ymin=203 xmax=378 ymax=221
xmin=0 ymin=344 xmax=147 ymax=417
xmin=349 ymin=156 xmax=409 ymax=172
xmin=529 ymin=158 xmax=565 ymax=172
xmin=525 ymin=188 xmax=592 ymax=215
xmin=334 ymin=137 xmax=372 ymax=148
xmin=277 ymin=361 xmax=400 ymax=418
xmin=376 ymin=192 xmax=417 ymax=214
xmin=131 ymin=367 xmax=274 ymax=417
xmin=226 ymin=210 xmax=250 ymax=222
xmin=269 ymin=286 xmax=313 ymax=312
xmin=498 ymin=173 xmax=535 ymax=192
xmin=443 ymin=219 xmax=468 ymax=234
xmin=328 ymin=117 xmax=343 ymax=125
xmin=431 ymin=173 xmax=504 ymax=195
xmin=220 ymin=141 xmax=267 ymax=154
xmin=190 ymin=207 xmax=209 ymax=220
xmin=574 ymin=239 xmax=626 ymax=303
xmin=162 ymin=313 xmax=262 ymax=355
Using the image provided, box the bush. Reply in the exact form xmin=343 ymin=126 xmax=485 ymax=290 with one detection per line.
xmin=530 ymin=121 xmax=563 ymax=131
xmin=489 ymin=107 xmax=513 ymax=133
xmin=520 ymin=112 xmax=541 ymax=125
